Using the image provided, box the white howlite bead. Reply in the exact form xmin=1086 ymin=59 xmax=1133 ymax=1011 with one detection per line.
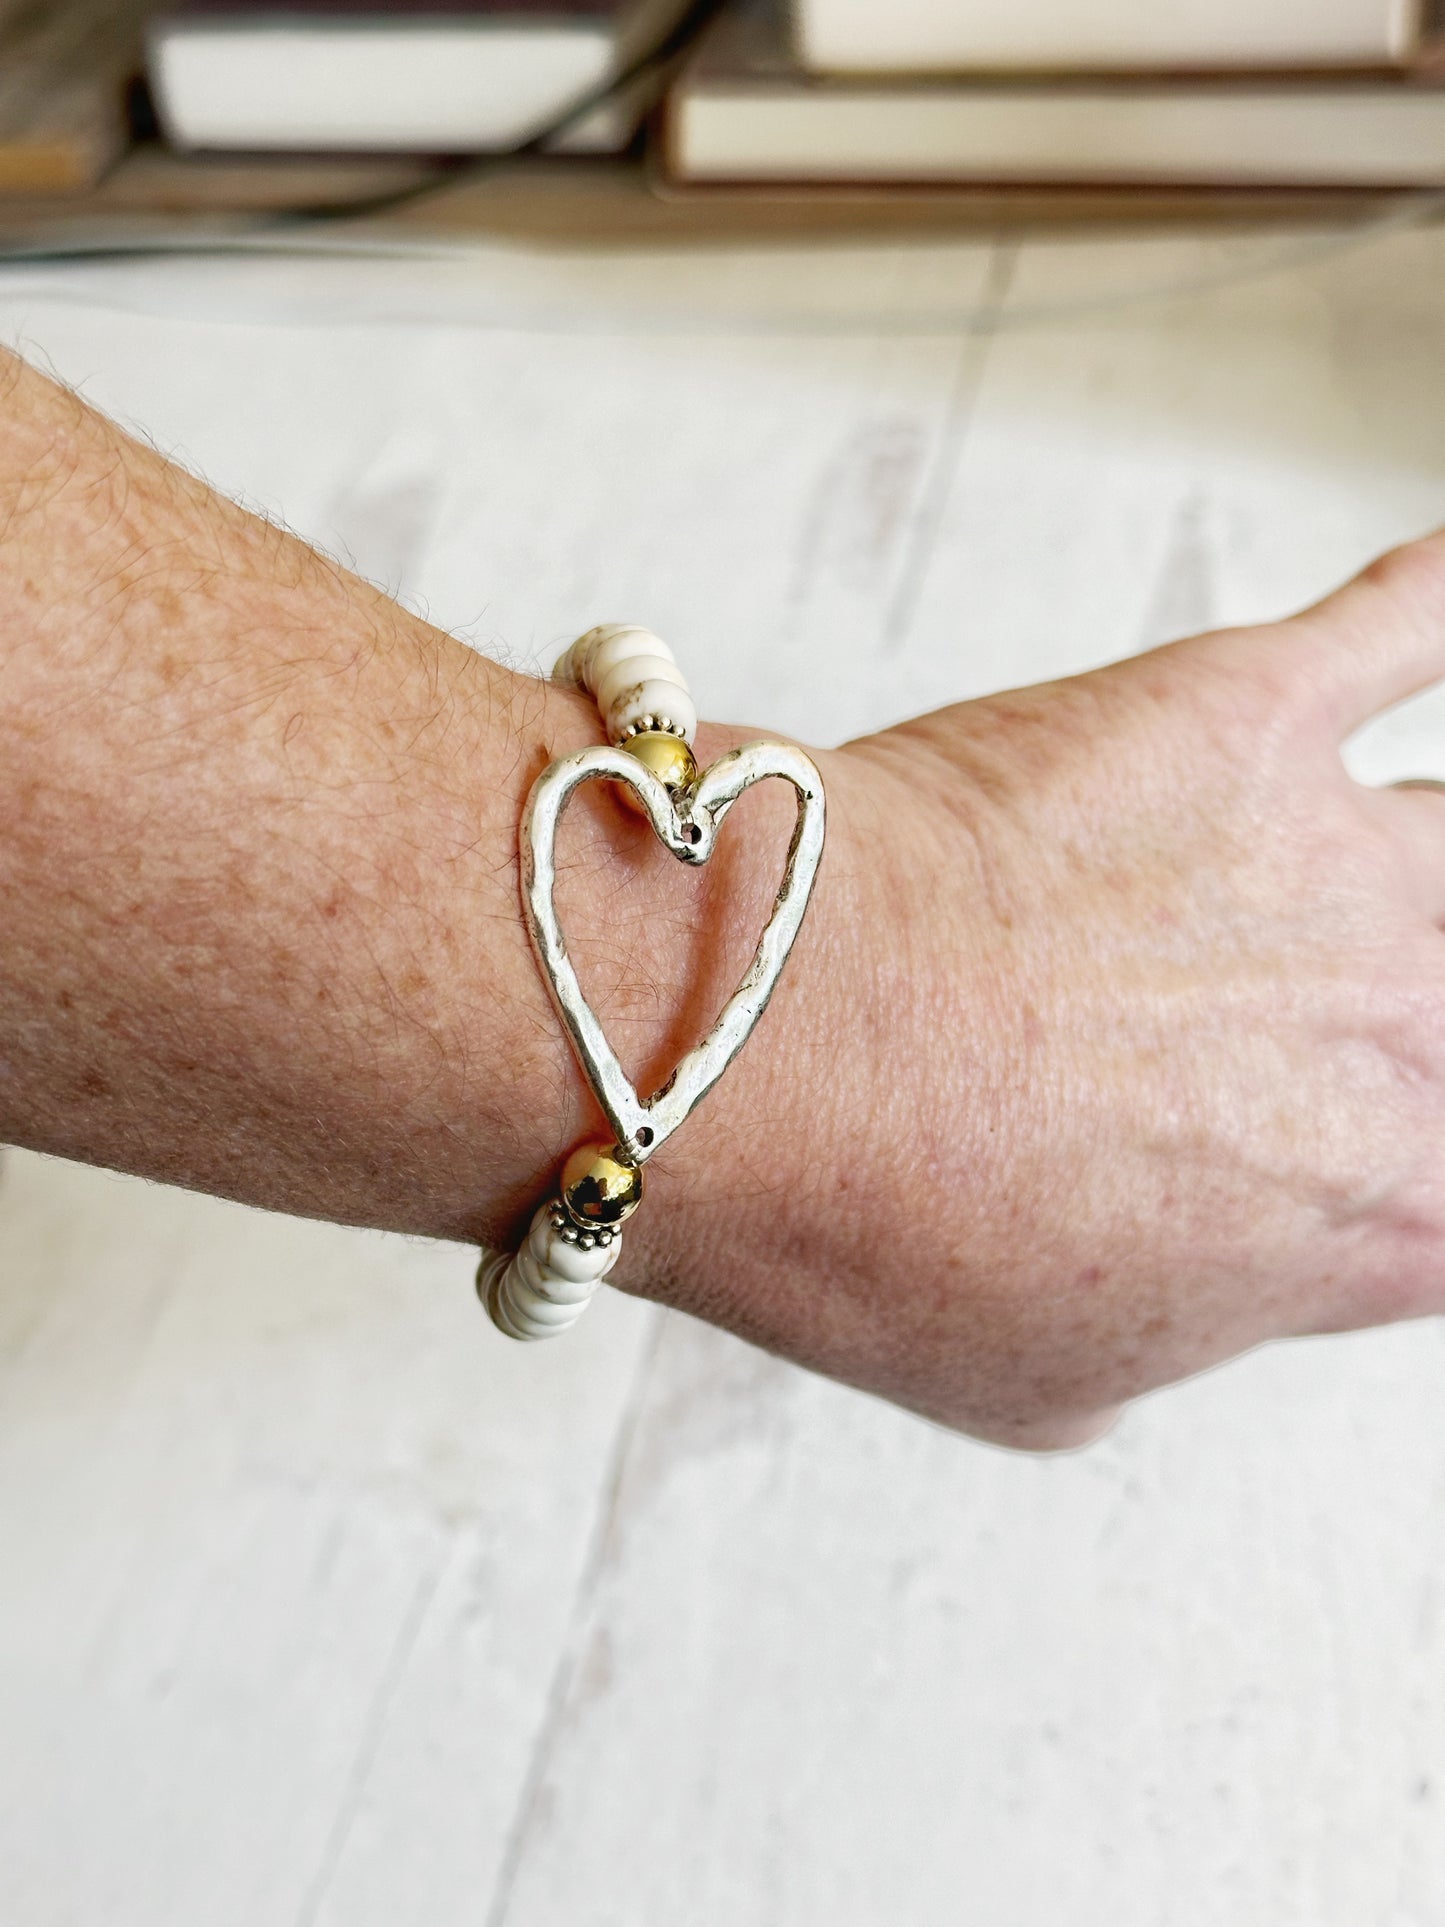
xmin=482 ymin=1206 xmax=627 ymax=1341
xmin=515 ymin=1241 xmax=601 ymax=1307
xmin=607 ymin=678 xmax=698 ymax=746
xmin=482 ymin=1248 xmax=599 ymax=1342
xmin=476 ymin=1251 xmax=531 ymax=1342
xmin=595 ymin=652 xmax=688 ymax=717
xmin=550 ymin=642 xmax=583 ymax=687
xmin=499 ymin=1289 xmax=579 ymax=1341
xmin=560 ymin=624 xmax=667 ymax=694
xmin=550 ymin=634 xmax=595 ymax=688
xmin=508 ymin=1271 xmax=593 ymax=1329
xmin=585 ymin=627 xmax=675 ymax=693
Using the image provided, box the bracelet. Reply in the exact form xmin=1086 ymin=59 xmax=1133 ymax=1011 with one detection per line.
xmin=479 ymin=624 xmax=826 ymax=1342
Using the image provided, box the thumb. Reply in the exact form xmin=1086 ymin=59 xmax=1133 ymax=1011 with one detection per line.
xmin=1277 ymin=530 xmax=1445 ymax=736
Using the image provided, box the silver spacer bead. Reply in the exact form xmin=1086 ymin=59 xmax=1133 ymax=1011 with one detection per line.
xmin=615 ymin=714 xmax=686 ymax=744
xmin=546 ymin=1200 xmax=616 ymax=1248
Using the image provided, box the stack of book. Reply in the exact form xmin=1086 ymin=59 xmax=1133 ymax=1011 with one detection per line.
xmin=143 ymin=0 xmax=1445 ymax=191
xmin=5 ymin=0 xmax=1445 ymax=227
xmin=662 ymin=0 xmax=1445 ymax=191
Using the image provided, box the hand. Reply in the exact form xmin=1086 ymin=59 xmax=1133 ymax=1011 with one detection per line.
xmin=635 ymin=536 xmax=1445 ymax=1450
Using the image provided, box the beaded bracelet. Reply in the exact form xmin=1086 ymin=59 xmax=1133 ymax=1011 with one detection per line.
xmin=479 ymin=624 xmax=826 ymax=1342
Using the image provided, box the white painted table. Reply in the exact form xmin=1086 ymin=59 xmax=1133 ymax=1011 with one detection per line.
xmin=2 ymin=220 xmax=1445 ymax=1927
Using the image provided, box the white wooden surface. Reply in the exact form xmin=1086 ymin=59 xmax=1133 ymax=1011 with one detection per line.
xmin=2 ymin=220 xmax=1445 ymax=1925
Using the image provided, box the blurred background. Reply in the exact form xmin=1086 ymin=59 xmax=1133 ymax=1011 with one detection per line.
xmin=4 ymin=3 xmax=1445 ymax=1924
xmin=0 ymin=0 xmax=1444 ymax=235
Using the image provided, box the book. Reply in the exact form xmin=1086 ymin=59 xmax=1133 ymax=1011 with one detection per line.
xmin=795 ymin=0 xmax=1422 ymax=74
xmin=663 ymin=0 xmax=1445 ymax=188
xmin=148 ymin=0 xmax=693 ymax=153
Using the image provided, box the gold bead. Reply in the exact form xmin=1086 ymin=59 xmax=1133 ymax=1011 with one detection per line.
xmin=561 ymin=1141 xmax=644 ymax=1228
xmin=620 ymin=730 xmax=697 ymax=793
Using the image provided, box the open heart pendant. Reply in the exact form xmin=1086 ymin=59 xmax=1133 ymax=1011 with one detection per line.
xmin=521 ymin=739 xmax=826 ymax=1167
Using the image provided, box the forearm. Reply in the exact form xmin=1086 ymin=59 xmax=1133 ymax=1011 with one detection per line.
xmin=0 ymin=348 xmax=836 ymax=1256
xmin=26 ymin=339 xmax=1431 ymax=1455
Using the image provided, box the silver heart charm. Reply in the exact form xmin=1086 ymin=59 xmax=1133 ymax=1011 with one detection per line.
xmin=521 ymin=739 xmax=826 ymax=1165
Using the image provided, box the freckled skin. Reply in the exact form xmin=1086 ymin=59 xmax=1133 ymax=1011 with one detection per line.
xmin=1 ymin=346 xmax=1444 ymax=1451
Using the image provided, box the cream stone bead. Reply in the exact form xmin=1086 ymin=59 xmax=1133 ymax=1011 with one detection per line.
xmin=474 ymin=1251 xmax=528 ymax=1341
xmin=557 ymin=623 xmax=667 ymax=692
xmin=607 ymin=679 xmax=698 ymax=746
xmin=595 ymin=651 xmax=686 ymax=717
xmin=514 ymin=1244 xmax=589 ymax=1306
xmin=515 ymin=1241 xmax=607 ymax=1307
xmin=481 ymin=1248 xmax=598 ymax=1341
xmin=504 ymin=1276 xmax=585 ymax=1338
xmin=508 ymin=1266 xmax=594 ymax=1326
xmin=549 ymin=634 xmax=591 ymax=688
xmin=585 ymin=627 xmax=674 ymax=693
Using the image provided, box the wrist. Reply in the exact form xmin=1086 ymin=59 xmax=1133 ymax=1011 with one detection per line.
xmin=598 ymin=731 xmax=864 ymax=1333
xmin=610 ymin=734 xmax=1015 ymax=1424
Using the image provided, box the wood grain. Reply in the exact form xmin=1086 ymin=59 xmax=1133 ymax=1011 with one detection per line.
xmin=1 ymin=218 xmax=1445 ymax=1924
